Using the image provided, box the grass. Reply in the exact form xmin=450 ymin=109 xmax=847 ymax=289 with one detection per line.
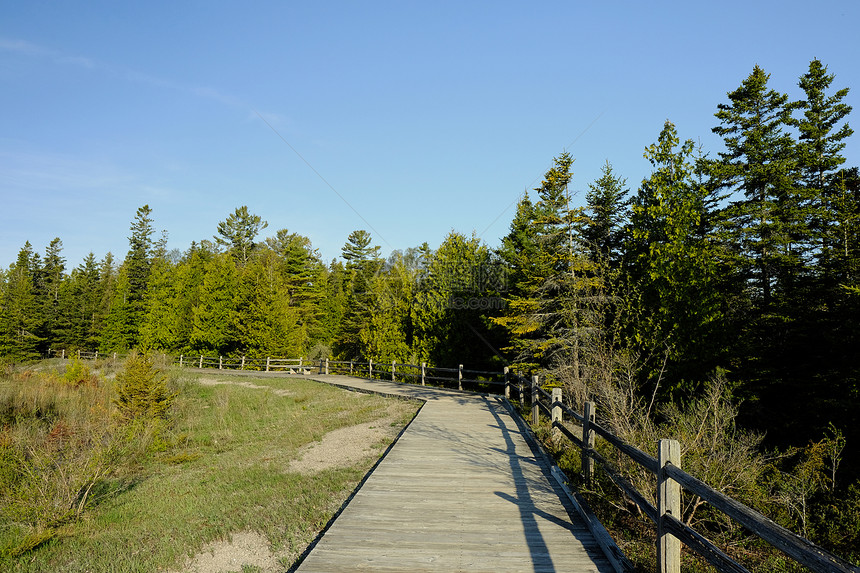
xmin=0 ymin=361 xmax=420 ymax=572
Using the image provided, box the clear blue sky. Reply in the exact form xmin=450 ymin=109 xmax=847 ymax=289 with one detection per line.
xmin=2 ymin=1 xmax=858 ymax=268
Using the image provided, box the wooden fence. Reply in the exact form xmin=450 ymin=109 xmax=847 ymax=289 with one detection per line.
xmin=47 ymin=349 xmax=859 ymax=573
xmin=521 ymin=375 xmax=860 ymax=573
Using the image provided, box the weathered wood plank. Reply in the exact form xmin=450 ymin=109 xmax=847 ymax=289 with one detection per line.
xmin=294 ymin=376 xmax=617 ymax=573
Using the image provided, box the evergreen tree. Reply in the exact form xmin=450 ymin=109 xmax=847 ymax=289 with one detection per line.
xmin=233 ymin=250 xmax=306 ymax=356
xmin=493 ymin=152 xmax=598 ymax=386
xmin=265 ymin=229 xmax=326 ymax=343
xmin=792 ymin=59 xmax=854 ymax=286
xmin=38 ymin=238 xmax=66 ymax=350
xmin=358 ymin=253 xmax=413 ymax=363
xmin=60 ymin=253 xmax=103 ymax=350
xmin=138 ymin=254 xmax=183 ymax=351
xmin=583 ymin=161 xmax=629 ymax=267
xmin=112 ymin=205 xmax=157 ymax=348
xmin=413 ymin=233 xmax=500 ymax=369
xmin=214 ymin=206 xmax=268 ymax=264
xmin=317 ymin=260 xmax=347 ymax=350
xmin=190 ymin=252 xmax=238 ymax=355
xmin=711 ymin=65 xmax=801 ymax=309
xmin=0 ymin=243 xmax=43 ymax=359
xmin=336 ymin=230 xmax=383 ymax=359
xmin=628 ymin=121 xmax=724 ymax=389
xmin=496 ymin=192 xmax=539 ymax=300
xmin=99 ymin=266 xmax=135 ymax=351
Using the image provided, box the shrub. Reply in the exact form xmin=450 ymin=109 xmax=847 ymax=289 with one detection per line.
xmin=113 ymin=353 xmax=177 ymax=421
xmin=62 ymin=357 xmax=99 ymax=387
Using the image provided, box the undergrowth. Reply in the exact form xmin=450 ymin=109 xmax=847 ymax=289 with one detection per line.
xmin=522 ymin=376 xmax=860 ymax=573
xmin=0 ymin=360 xmax=419 ymax=572
xmin=0 ymin=355 xmax=180 ymax=559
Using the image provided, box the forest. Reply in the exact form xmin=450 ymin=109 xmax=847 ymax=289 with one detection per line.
xmin=2 ymin=60 xmax=859 ymax=561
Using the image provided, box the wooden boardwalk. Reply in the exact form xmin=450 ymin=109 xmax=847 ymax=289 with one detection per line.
xmin=294 ymin=376 xmax=615 ymax=573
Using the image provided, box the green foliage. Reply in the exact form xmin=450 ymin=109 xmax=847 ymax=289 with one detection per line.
xmin=215 ymin=206 xmax=268 ymax=264
xmin=62 ymin=357 xmax=99 ymax=387
xmin=583 ymin=160 xmax=629 ymax=267
xmin=628 ymin=121 xmax=726 ymax=391
xmin=0 ymin=242 xmax=43 ymax=361
xmin=493 ymin=152 xmax=602 ymax=388
xmin=113 ymin=353 xmax=176 ymax=421
xmin=0 ymin=367 xmax=146 ymax=554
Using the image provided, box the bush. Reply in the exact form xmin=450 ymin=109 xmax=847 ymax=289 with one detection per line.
xmin=62 ymin=357 xmax=100 ymax=387
xmin=113 ymin=353 xmax=177 ymax=421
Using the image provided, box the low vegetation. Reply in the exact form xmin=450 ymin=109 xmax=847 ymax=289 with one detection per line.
xmin=529 ymin=371 xmax=860 ymax=572
xmin=0 ymin=357 xmax=419 ymax=572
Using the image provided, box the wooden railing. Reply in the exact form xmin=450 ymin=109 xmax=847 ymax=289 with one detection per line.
xmin=520 ymin=375 xmax=860 ymax=573
xmin=320 ymin=358 xmax=507 ymax=392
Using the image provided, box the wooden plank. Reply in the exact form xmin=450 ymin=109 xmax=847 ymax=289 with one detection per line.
xmin=295 ymin=376 xmax=617 ymax=573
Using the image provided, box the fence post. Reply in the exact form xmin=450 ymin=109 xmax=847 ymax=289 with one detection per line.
xmin=62 ymin=349 xmax=65 ymax=360
xmin=458 ymin=364 xmax=463 ymax=391
xmin=199 ymin=355 xmax=203 ymax=369
xmin=519 ymin=375 xmax=524 ymax=403
xmin=219 ymin=356 xmax=223 ymax=370
xmin=325 ymin=358 xmax=329 ymax=375
xmin=551 ymin=388 xmax=562 ymax=439
xmin=504 ymin=366 xmax=510 ymax=400
xmin=658 ymin=439 xmax=681 ymax=573
xmin=241 ymin=356 xmax=245 ymax=370
xmin=350 ymin=360 xmax=353 ymax=376
xmin=319 ymin=358 xmax=324 ymax=374
xmin=582 ymin=401 xmax=595 ymax=486
xmin=266 ymin=357 xmax=270 ymax=372
xmin=391 ymin=361 xmax=396 ymax=382
xmin=77 ymin=349 xmax=81 ymax=359
xmin=369 ymin=359 xmax=373 ymax=380
xmin=299 ymin=356 xmax=303 ymax=368
xmin=94 ymin=351 xmax=99 ymax=360
xmin=180 ymin=354 xmax=184 ymax=367
xmin=421 ymin=362 xmax=426 ymax=386
xmin=532 ymin=375 xmax=540 ymax=426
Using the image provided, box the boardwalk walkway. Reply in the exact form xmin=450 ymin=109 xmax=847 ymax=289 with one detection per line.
xmin=294 ymin=375 xmax=615 ymax=573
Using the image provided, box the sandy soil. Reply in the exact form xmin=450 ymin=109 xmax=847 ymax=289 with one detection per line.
xmin=167 ymin=376 xmax=409 ymax=573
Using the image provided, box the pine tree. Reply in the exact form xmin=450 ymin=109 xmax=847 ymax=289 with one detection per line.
xmin=0 ymin=243 xmax=43 ymax=359
xmin=99 ymin=267 xmax=135 ymax=351
xmin=110 ymin=205 xmax=157 ymax=349
xmin=59 ymin=253 xmax=102 ymax=349
xmin=190 ymin=252 xmax=238 ymax=355
xmin=583 ymin=161 xmax=629 ymax=268
xmin=214 ymin=206 xmax=268 ymax=264
xmin=493 ymin=153 xmax=598 ymax=386
xmin=711 ymin=65 xmax=801 ymax=309
xmin=138 ymin=254 xmax=183 ymax=351
xmin=496 ymin=192 xmax=539 ymax=300
xmin=38 ymin=238 xmax=66 ymax=350
xmin=413 ymin=232 xmax=498 ymax=368
xmin=233 ymin=250 xmax=306 ymax=356
xmin=792 ymin=59 xmax=854 ymax=286
xmin=265 ymin=229 xmax=326 ymax=343
xmin=336 ymin=230 xmax=383 ymax=359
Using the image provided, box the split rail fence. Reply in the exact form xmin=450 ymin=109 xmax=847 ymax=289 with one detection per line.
xmin=48 ymin=349 xmax=860 ymax=573
xmin=522 ymin=376 xmax=859 ymax=573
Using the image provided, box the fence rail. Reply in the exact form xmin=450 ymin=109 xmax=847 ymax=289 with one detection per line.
xmin=520 ymin=376 xmax=860 ymax=573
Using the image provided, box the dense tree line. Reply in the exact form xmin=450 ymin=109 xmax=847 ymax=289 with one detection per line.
xmin=2 ymin=60 xmax=859 ymax=557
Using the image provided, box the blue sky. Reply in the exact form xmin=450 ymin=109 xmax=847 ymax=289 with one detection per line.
xmin=2 ymin=1 xmax=858 ymax=269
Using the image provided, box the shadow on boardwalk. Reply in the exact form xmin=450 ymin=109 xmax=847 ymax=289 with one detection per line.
xmin=292 ymin=375 xmax=615 ymax=573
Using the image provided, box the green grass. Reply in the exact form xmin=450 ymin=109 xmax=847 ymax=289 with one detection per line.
xmin=0 ymin=365 xmax=419 ymax=572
